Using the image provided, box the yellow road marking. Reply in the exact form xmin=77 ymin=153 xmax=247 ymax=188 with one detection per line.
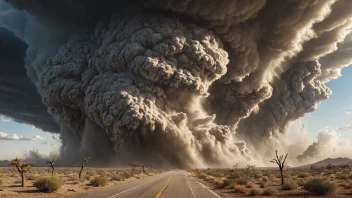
xmin=155 ymin=177 xmax=172 ymax=198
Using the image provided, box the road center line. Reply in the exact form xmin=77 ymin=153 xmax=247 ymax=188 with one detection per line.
xmin=107 ymin=177 xmax=159 ymax=198
xmin=187 ymin=180 xmax=196 ymax=198
xmin=196 ymin=181 xmax=222 ymax=198
xmin=154 ymin=176 xmax=172 ymax=198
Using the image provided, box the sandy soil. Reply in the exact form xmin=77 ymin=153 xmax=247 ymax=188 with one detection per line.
xmin=0 ymin=167 xmax=161 ymax=198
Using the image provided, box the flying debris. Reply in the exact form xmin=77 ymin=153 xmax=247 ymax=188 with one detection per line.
xmin=1 ymin=0 xmax=352 ymax=167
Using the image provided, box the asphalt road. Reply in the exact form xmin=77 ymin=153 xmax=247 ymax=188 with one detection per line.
xmin=70 ymin=170 xmax=221 ymax=198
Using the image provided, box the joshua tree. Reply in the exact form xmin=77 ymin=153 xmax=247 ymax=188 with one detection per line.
xmin=79 ymin=156 xmax=90 ymax=180
xmin=47 ymin=158 xmax=56 ymax=176
xmin=270 ymin=150 xmax=288 ymax=185
xmin=10 ymin=158 xmax=33 ymax=187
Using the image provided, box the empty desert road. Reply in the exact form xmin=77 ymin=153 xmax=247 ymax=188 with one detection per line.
xmin=70 ymin=170 xmax=221 ymax=198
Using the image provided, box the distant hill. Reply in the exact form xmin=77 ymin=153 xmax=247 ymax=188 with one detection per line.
xmin=0 ymin=160 xmax=10 ymax=167
xmin=299 ymin=157 xmax=352 ymax=168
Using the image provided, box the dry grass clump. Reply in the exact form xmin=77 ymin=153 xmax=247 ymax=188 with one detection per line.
xmin=233 ymin=185 xmax=246 ymax=194
xmin=262 ymin=187 xmax=277 ymax=196
xmin=248 ymin=188 xmax=262 ymax=196
xmin=120 ymin=171 xmax=132 ymax=179
xmin=111 ymin=174 xmax=121 ymax=181
xmin=304 ymin=177 xmax=337 ymax=195
xmin=90 ymin=176 xmax=108 ymax=187
xmin=258 ymin=181 xmax=266 ymax=188
xmin=27 ymin=174 xmax=36 ymax=181
xmin=282 ymin=180 xmax=298 ymax=190
xmin=219 ymin=179 xmax=236 ymax=188
xmin=237 ymin=176 xmax=251 ymax=185
xmin=33 ymin=176 xmax=62 ymax=193
xmin=298 ymin=172 xmax=310 ymax=178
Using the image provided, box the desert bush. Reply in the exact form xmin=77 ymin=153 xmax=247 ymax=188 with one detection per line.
xmin=336 ymin=174 xmax=349 ymax=180
xmin=248 ymin=188 xmax=262 ymax=196
xmin=206 ymin=171 xmax=223 ymax=178
xmin=297 ymin=179 xmax=305 ymax=186
xmin=33 ymin=176 xmax=62 ymax=193
xmin=298 ymin=172 xmax=310 ymax=178
xmin=111 ymin=174 xmax=121 ymax=181
xmin=84 ymin=174 xmax=91 ymax=181
xmin=90 ymin=176 xmax=108 ymax=187
xmin=233 ymin=185 xmax=246 ymax=194
xmin=282 ymin=180 xmax=298 ymax=190
xmin=68 ymin=175 xmax=79 ymax=182
xmin=237 ymin=176 xmax=251 ymax=185
xmin=0 ymin=179 xmax=3 ymax=186
xmin=120 ymin=171 xmax=131 ymax=179
xmin=226 ymin=171 xmax=242 ymax=179
xmin=304 ymin=177 xmax=337 ymax=195
xmin=220 ymin=179 xmax=236 ymax=188
xmin=27 ymin=174 xmax=36 ymax=181
xmin=263 ymin=187 xmax=277 ymax=196
xmin=198 ymin=172 xmax=207 ymax=179
xmin=258 ymin=181 xmax=266 ymax=188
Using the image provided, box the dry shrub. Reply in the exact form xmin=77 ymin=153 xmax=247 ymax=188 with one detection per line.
xmin=304 ymin=177 xmax=337 ymax=195
xmin=233 ymin=185 xmax=246 ymax=194
xmin=120 ymin=171 xmax=131 ymax=179
xmin=226 ymin=171 xmax=242 ymax=179
xmin=263 ymin=187 xmax=277 ymax=196
xmin=248 ymin=188 xmax=262 ymax=196
xmin=111 ymin=174 xmax=121 ymax=181
xmin=198 ymin=173 xmax=207 ymax=179
xmin=0 ymin=179 xmax=3 ymax=186
xmin=34 ymin=176 xmax=62 ymax=193
xmin=258 ymin=181 xmax=266 ymax=188
xmin=298 ymin=172 xmax=310 ymax=178
xmin=27 ymin=174 xmax=36 ymax=181
xmin=237 ymin=176 xmax=251 ymax=185
xmin=68 ymin=175 xmax=79 ymax=182
xmin=282 ymin=180 xmax=298 ymax=190
xmin=90 ymin=176 xmax=108 ymax=187
xmin=220 ymin=179 xmax=236 ymax=188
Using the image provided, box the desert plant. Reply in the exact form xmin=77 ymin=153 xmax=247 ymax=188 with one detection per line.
xmin=46 ymin=159 xmax=56 ymax=176
xmin=79 ymin=157 xmax=90 ymax=180
xmin=90 ymin=176 xmax=108 ymax=187
xmin=263 ymin=187 xmax=277 ymax=196
xmin=0 ymin=179 xmax=3 ymax=186
xmin=220 ymin=179 xmax=236 ymax=188
xmin=237 ymin=176 xmax=251 ymax=185
xmin=258 ymin=181 xmax=266 ymax=188
xmin=34 ymin=176 xmax=62 ymax=193
xmin=27 ymin=174 xmax=36 ymax=180
xmin=233 ymin=185 xmax=246 ymax=194
xmin=270 ymin=150 xmax=288 ymax=185
xmin=226 ymin=171 xmax=242 ymax=179
xmin=298 ymin=172 xmax=309 ymax=178
xmin=304 ymin=177 xmax=337 ymax=195
xmin=282 ymin=180 xmax=298 ymax=190
xmin=111 ymin=174 xmax=121 ymax=181
xmin=10 ymin=158 xmax=33 ymax=187
xmin=120 ymin=171 xmax=131 ymax=179
xmin=248 ymin=188 xmax=262 ymax=196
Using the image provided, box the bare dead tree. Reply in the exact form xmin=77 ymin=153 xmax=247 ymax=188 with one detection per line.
xmin=10 ymin=158 xmax=33 ymax=187
xmin=47 ymin=158 xmax=56 ymax=176
xmin=79 ymin=157 xmax=90 ymax=180
xmin=233 ymin=163 xmax=238 ymax=170
xmin=270 ymin=150 xmax=288 ymax=185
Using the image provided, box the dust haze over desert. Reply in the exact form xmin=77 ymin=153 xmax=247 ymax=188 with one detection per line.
xmin=0 ymin=0 xmax=352 ymax=168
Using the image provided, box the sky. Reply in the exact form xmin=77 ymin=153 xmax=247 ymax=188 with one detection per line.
xmin=1 ymin=67 xmax=352 ymax=161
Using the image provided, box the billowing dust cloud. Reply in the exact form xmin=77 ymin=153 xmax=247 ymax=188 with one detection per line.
xmin=1 ymin=0 xmax=352 ymax=167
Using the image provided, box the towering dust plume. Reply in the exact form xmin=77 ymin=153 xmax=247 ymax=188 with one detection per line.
xmin=1 ymin=0 xmax=352 ymax=167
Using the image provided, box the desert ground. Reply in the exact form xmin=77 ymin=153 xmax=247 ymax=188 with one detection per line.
xmin=192 ymin=165 xmax=352 ymax=197
xmin=0 ymin=166 xmax=163 ymax=198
